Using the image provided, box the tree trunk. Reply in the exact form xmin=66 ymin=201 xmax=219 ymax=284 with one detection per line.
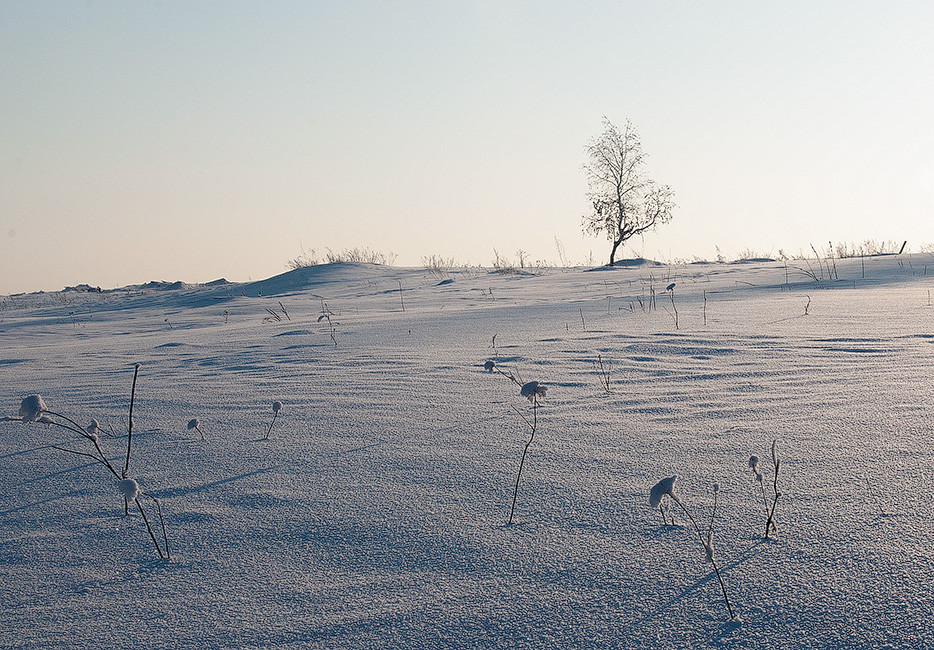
xmin=608 ymin=239 xmax=622 ymax=266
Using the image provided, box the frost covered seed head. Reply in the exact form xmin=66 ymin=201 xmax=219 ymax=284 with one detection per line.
xmin=18 ymin=395 xmax=47 ymax=422
xmin=272 ymin=401 xmax=282 ymax=414
xmin=748 ymin=455 xmax=759 ymax=469
xmin=650 ymin=475 xmax=678 ymax=508
xmin=713 ymin=482 xmax=720 ymax=494
xmin=484 ymin=360 xmax=495 ymax=372
xmin=187 ymin=417 xmax=206 ymax=440
xmin=705 ymin=532 xmax=715 ymax=563
xmin=520 ymin=381 xmax=547 ymax=402
xmin=118 ymin=478 xmax=140 ymax=500
xmin=87 ymin=419 xmax=100 ymax=435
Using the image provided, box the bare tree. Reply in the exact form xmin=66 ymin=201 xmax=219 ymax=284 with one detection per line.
xmin=582 ymin=118 xmax=676 ymax=266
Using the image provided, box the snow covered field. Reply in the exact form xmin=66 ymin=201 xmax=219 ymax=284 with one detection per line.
xmin=2 ymin=255 xmax=933 ymax=649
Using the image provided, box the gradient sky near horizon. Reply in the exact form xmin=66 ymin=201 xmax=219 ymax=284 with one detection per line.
xmin=2 ymin=1 xmax=933 ymax=294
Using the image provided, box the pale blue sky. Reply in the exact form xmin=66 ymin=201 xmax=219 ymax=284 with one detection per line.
xmin=2 ymin=1 xmax=932 ymax=293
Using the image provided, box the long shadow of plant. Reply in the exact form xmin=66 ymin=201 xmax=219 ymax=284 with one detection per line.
xmin=650 ymin=475 xmax=736 ymax=621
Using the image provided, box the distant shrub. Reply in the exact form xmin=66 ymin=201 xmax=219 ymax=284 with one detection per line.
xmin=422 ymin=255 xmax=457 ymax=277
xmin=286 ymin=246 xmax=320 ymax=270
xmin=491 ymin=248 xmax=518 ymax=273
xmin=736 ymin=248 xmax=766 ymax=261
xmin=835 ymin=240 xmax=903 ymax=258
xmin=288 ymin=246 xmax=397 ymax=268
xmin=325 ymin=247 xmax=397 ymax=265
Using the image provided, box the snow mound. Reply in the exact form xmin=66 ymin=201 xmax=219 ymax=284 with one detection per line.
xmin=239 ymin=263 xmax=405 ymax=297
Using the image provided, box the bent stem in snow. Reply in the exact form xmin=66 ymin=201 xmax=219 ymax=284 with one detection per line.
xmin=666 ymin=283 xmax=679 ymax=329
xmin=650 ymin=476 xmax=677 ymax=526
xmin=508 ymin=400 xmax=537 ymax=526
xmin=264 ymin=401 xmax=282 ymax=440
xmin=673 ymin=493 xmax=735 ymax=621
xmin=123 ymin=363 xmax=141 ymax=515
xmin=650 ymin=476 xmax=735 ymax=621
xmin=765 ymin=440 xmax=781 ymax=538
xmin=749 ymin=440 xmax=781 ymax=539
xmin=492 ymin=364 xmax=523 ymax=387
xmin=508 ymin=384 xmax=546 ymax=526
xmin=38 ymin=410 xmax=121 ymax=480
xmin=317 ymin=301 xmax=338 ymax=347
xmin=136 ymin=491 xmax=170 ymax=560
xmin=15 ymin=367 xmax=171 ymax=560
xmin=120 ymin=478 xmax=169 ymax=560
xmin=187 ymin=418 xmax=205 ymax=441
xmin=124 ymin=364 xmax=140 ymax=479
xmin=596 ymin=354 xmax=611 ymax=394
xmin=50 ymin=442 xmax=119 ymax=479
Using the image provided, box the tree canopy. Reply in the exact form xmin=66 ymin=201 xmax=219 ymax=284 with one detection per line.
xmin=582 ymin=118 xmax=675 ymax=266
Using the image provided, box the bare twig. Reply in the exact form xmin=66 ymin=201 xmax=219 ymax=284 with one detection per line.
xmin=596 ymin=354 xmax=611 ymax=394
xmin=669 ymin=491 xmax=735 ymax=621
xmin=123 ymin=363 xmax=140 ymax=480
xmin=764 ymin=440 xmax=781 ymax=539
xmin=666 ymin=283 xmax=678 ymax=329
xmin=508 ymin=398 xmax=538 ymax=526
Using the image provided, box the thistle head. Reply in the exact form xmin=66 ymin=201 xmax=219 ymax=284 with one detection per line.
xmin=118 ymin=478 xmax=140 ymax=500
xmin=272 ymin=401 xmax=282 ymax=414
xmin=649 ymin=475 xmax=678 ymax=508
xmin=187 ymin=418 xmax=200 ymax=431
xmin=712 ymin=482 xmax=720 ymax=494
xmin=18 ymin=395 xmax=47 ymax=422
xmin=748 ymin=455 xmax=759 ymax=470
xmin=520 ymin=381 xmax=547 ymax=402
xmin=484 ymin=360 xmax=495 ymax=373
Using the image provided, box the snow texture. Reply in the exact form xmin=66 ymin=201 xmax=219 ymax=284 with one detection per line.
xmin=2 ymin=255 xmax=934 ymax=649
